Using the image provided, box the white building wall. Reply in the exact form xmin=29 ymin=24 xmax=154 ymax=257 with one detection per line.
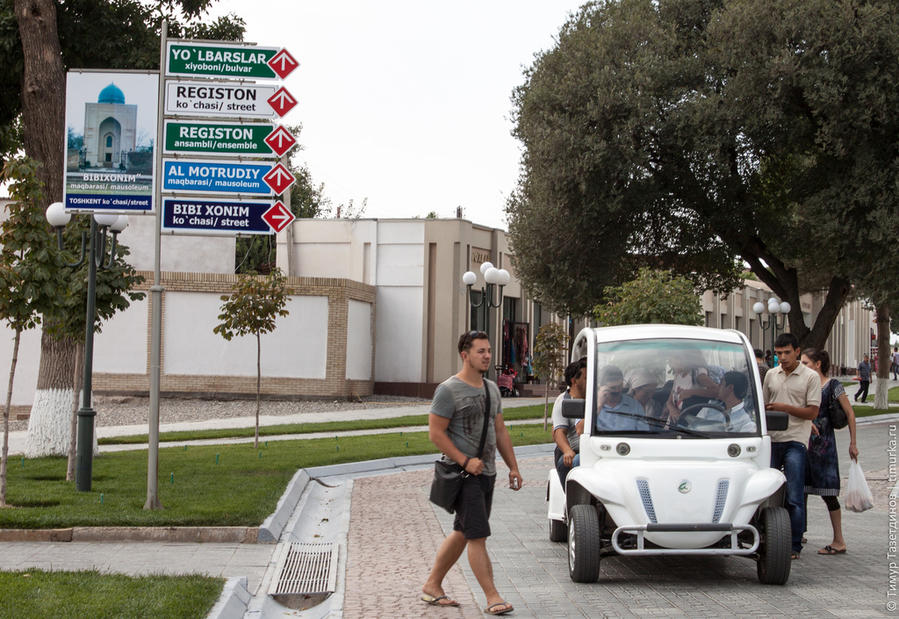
xmin=163 ymin=291 xmax=328 ymax=379
xmin=0 ymin=327 xmax=41 ymax=406
xmin=346 ymin=299 xmax=373 ymax=380
xmin=94 ymin=297 xmax=149 ymax=374
xmin=119 ymin=215 xmax=236 ymax=274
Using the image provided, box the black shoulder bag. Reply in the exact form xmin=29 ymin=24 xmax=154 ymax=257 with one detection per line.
xmin=429 ymin=381 xmax=492 ymax=514
xmin=827 ymin=379 xmax=849 ymax=430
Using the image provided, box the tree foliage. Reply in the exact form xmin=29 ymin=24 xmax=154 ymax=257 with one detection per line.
xmin=594 ymin=268 xmax=703 ymax=327
xmin=507 ymin=0 xmax=899 ymax=349
xmin=533 ymin=322 xmax=567 ymax=388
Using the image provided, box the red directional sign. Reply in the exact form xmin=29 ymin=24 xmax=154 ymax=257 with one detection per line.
xmin=263 ymin=163 xmax=296 ymax=195
xmin=267 ymin=86 xmax=297 ymax=117
xmin=264 ymin=125 xmax=297 ymax=156
xmin=267 ymin=49 xmax=299 ymax=79
xmin=262 ymin=200 xmax=295 ymax=233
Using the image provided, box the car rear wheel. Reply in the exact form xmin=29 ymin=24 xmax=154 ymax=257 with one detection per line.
xmin=756 ymin=506 xmax=791 ymax=585
xmin=549 ymin=518 xmax=567 ymax=542
xmin=568 ymin=504 xmax=600 ymax=582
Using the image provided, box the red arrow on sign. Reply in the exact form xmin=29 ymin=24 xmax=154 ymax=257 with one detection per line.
xmin=264 ymin=125 xmax=297 ymax=156
xmin=268 ymin=49 xmax=299 ymax=79
xmin=263 ymin=163 xmax=296 ymax=195
xmin=267 ymin=87 xmax=297 ymax=117
xmin=262 ymin=200 xmax=295 ymax=233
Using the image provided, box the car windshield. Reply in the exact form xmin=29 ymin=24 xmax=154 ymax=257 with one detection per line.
xmin=590 ymin=337 xmax=760 ymax=438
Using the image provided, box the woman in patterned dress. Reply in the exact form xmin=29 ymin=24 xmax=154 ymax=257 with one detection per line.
xmin=801 ymin=348 xmax=859 ymax=555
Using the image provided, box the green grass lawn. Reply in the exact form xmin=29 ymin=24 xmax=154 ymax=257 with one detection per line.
xmin=98 ymin=404 xmax=552 ymax=445
xmin=0 ymin=570 xmax=222 ymax=619
xmin=1 ymin=423 xmax=553 ymax=529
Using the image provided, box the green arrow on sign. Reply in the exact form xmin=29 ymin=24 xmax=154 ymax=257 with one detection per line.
xmin=163 ymin=120 xmax=277 ymax=157
xmin=166 ymin=42 xmax=280 ymax=79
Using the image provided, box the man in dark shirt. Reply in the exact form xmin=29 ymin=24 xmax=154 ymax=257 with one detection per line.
xmin=855 ymin=354 xmax=871 ymax=403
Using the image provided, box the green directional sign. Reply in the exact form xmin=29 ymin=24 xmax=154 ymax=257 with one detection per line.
xmin=166 ymin=41 xmax=280 ymax=79
xmin=163 ymin=120 xmax=276 ymax=157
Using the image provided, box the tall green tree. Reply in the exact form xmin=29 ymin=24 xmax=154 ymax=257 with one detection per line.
xmin=594 ymin=268 xmax=703 ymax=327
xmin=214 ymin=270 xmax=290 ymax=448
xmin=507 ymin=0 xmax=899 ymax=349
xmin=532 ymin=322 xmax=567 ymax=429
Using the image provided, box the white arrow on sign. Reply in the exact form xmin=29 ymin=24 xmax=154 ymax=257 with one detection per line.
xmin=262 ymin=163 xmax=296 ymax=194
xmin=268 ymin=49 xmax=299 ymax=78
xmin=267 ymin=87 xmax=297 ymax=117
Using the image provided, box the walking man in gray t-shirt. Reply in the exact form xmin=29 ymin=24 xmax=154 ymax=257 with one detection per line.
xmin=421 ymin=330 xmax=522 ymax=615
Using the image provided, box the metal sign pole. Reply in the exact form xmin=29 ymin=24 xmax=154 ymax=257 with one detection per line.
xmin=144 ymin=20 xmax=167 ymax=511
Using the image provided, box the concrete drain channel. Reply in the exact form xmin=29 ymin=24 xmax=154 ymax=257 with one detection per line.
xmin=268 ymin=541 xmax=339 ymax=610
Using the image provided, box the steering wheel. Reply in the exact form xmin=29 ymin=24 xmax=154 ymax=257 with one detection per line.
xmin=676 ymin=401 xmax=729 ymax=428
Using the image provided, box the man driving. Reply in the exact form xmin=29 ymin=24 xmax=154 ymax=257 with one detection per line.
xmin=696 ymin=371 xmax=757 ymax=432
xmin=595 ymin=365 xmax=648 ymax=432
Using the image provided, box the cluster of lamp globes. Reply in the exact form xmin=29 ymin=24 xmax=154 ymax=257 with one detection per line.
xmin=462 ymin=261 xmax=511 ymax=288
xmin=753 ymin=298 xmax=791 ymax=316
xmin=45 ymin=201 xmax=129 ymax=234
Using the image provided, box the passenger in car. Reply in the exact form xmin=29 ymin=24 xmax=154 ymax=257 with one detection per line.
xmin=552 ymin=358 xmax=587 ymax=483
xmin=595 ymin=366 xmax=648 ymax=432
xmin=665 ymin=350 xmax=719 ymax=421
xmin=626 ymin=368 xmax=662 ymax=420
xmin=697 ymin=371 xmax=757 ymax=432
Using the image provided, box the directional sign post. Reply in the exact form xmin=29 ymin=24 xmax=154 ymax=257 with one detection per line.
xmin=163 ymin=120 xmax=297 ymax=157
xmin=166 ymin=42 xmax=298 ymax=80
xmin=162 ymin=197 xmax=279 ymax=235
xmin=262 ymin=163 xmax=296 ymax=195
xmin=262 ymin=201 xmax=295 ymax=233
xmin=162 ymin=159 xmax=277 ymax=196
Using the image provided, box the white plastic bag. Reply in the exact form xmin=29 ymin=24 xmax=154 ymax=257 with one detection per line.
xmin=845 ymin=459 xmax=874 ymax=513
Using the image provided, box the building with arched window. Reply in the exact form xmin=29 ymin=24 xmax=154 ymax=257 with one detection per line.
xmin=81 ymin=82 xmax=137 ymax=169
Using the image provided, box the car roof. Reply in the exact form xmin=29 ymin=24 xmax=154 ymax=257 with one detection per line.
xmin=587 ymin=324 xmax=746 ymax=345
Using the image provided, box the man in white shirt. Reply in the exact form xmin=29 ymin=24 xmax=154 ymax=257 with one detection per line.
xmin=551 ymin=358 xmax=586 ymax=483
xmin=697 ymin=371 xmax=757 ymax=432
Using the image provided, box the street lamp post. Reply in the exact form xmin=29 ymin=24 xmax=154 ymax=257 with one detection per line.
xmin=462 ymin=262 xmax=511 ymax=377
xmin=45 ymin=202 xmax=128 ymax=492
xmin=753 ymin=297 xmax=791 ymax=364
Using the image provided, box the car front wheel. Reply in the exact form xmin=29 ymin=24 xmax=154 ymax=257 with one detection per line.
xmin=756 ymin=506 xmax=791 ymax=585
xmin=568 ymin=504 xmax=600 ymax=582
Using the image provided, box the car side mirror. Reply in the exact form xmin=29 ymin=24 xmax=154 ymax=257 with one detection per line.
xmin=765 ymin=410 xmax=789 ymax=432
xmin=561 ymin=398 xmax=585 ymax=419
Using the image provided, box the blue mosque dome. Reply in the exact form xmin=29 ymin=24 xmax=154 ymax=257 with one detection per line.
xmin=98 ymin=83 xmax=125 ymax=104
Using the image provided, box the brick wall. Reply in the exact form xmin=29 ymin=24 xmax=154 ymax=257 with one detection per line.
xmin=93 ymin=271 xmax=376 ymax=399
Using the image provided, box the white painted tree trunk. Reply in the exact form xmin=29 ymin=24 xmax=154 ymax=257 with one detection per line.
xmin=25 ymin=388 xmax=97 ymax=458
xmin=874 ymin=376 xmax=889 ymax=410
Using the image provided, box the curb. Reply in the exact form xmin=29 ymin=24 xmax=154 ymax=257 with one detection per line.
xmin=257 ymin=468 xmax=310 ymax=543
xmin=207 ymin=576 xmax=251 ymax=619
xmin=0 ymin=526 xmax=258 ymax=543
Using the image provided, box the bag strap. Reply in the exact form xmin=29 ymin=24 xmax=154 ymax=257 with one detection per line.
xmin=475 ymin=381 xmax=491 ymax=459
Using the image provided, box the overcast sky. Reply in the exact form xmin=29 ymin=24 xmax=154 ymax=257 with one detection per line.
xmin=207 ymin=0 xmax=584 ymax=229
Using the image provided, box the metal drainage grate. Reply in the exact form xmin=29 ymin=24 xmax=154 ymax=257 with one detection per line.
xmin=269 ymin=542 xmax=339 ymax=596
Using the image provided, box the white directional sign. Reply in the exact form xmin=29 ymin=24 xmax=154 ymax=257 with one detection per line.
xmin=166 ymin=82 xmax=275 ymax=118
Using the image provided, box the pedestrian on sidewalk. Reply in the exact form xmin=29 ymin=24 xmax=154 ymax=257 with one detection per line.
xmin=891 ymin=347 xmax=899 ymax=381
xmin=421 ymin=330 xmax=521 ymax=615
xmin=855 ymin=354 xmax=871 ymax=403
xmin=800 ymin=348 xmax=858 ymax=555
xmin=764 ymin=333 xmax=820 ymax=559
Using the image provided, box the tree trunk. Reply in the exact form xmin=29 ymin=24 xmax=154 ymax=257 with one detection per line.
xmin=1 ymin=329 xmax=22 ymax=508
xmin=874 ymin=304 xmax=891 ymax=411
xmin=16 ymin=0 xmax=70 ymax=457
xmin=15 ymin=0 xmax=65 ymax=201
xmin=543 ymin=380 xmax=550 ymax=431
xmin=65 ymin=342 xmax=84 ymax=481
xmin=26 ymin=329 xmax=77 ymax=456
xmin=255 ymin=332 xmax=261 ymax=449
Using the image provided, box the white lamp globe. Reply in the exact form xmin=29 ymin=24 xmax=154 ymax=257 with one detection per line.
xmin=110 ymin=215 xmax=129 ymax=233
xmin=752 ymin=301 xmax=765 ymax=315
xmin=45 ymin=202 xmax=71 ymax=228
xmin=496 ymin=268 xmax=511 ymax=286
xmin=93 ymin=213 xmax=119 ymax=227
xmin=767 ymin=298 xmax=781 ymax=313
xmin=479 ymin=261 xmax=494 ymax=275
xmin=780 ymin=301 xmax=791 ymax=314
xmin=462 ymin=271 xmax=477 ymax=286
xmin=484 ymin=267 xmax=500 ymax=285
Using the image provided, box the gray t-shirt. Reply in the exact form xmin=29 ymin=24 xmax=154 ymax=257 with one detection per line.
xmin=431 ymin=376 xmax=501 ymax=476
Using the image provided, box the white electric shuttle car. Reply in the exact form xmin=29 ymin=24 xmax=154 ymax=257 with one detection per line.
xmin=547 ymin=325 xmax=792 ymax=585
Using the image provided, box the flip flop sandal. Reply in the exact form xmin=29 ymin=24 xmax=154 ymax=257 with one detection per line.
xmin=421 ymin=593 xmax=460 ymax=607
xmin=485 ymin=601 xmax=514 ymax=615
xmin=818 ymin=545 xmax=847 ymax=555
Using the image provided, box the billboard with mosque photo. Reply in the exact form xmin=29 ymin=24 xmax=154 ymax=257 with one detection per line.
xmin=63 ymin=70 xmax=159 ymax=213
